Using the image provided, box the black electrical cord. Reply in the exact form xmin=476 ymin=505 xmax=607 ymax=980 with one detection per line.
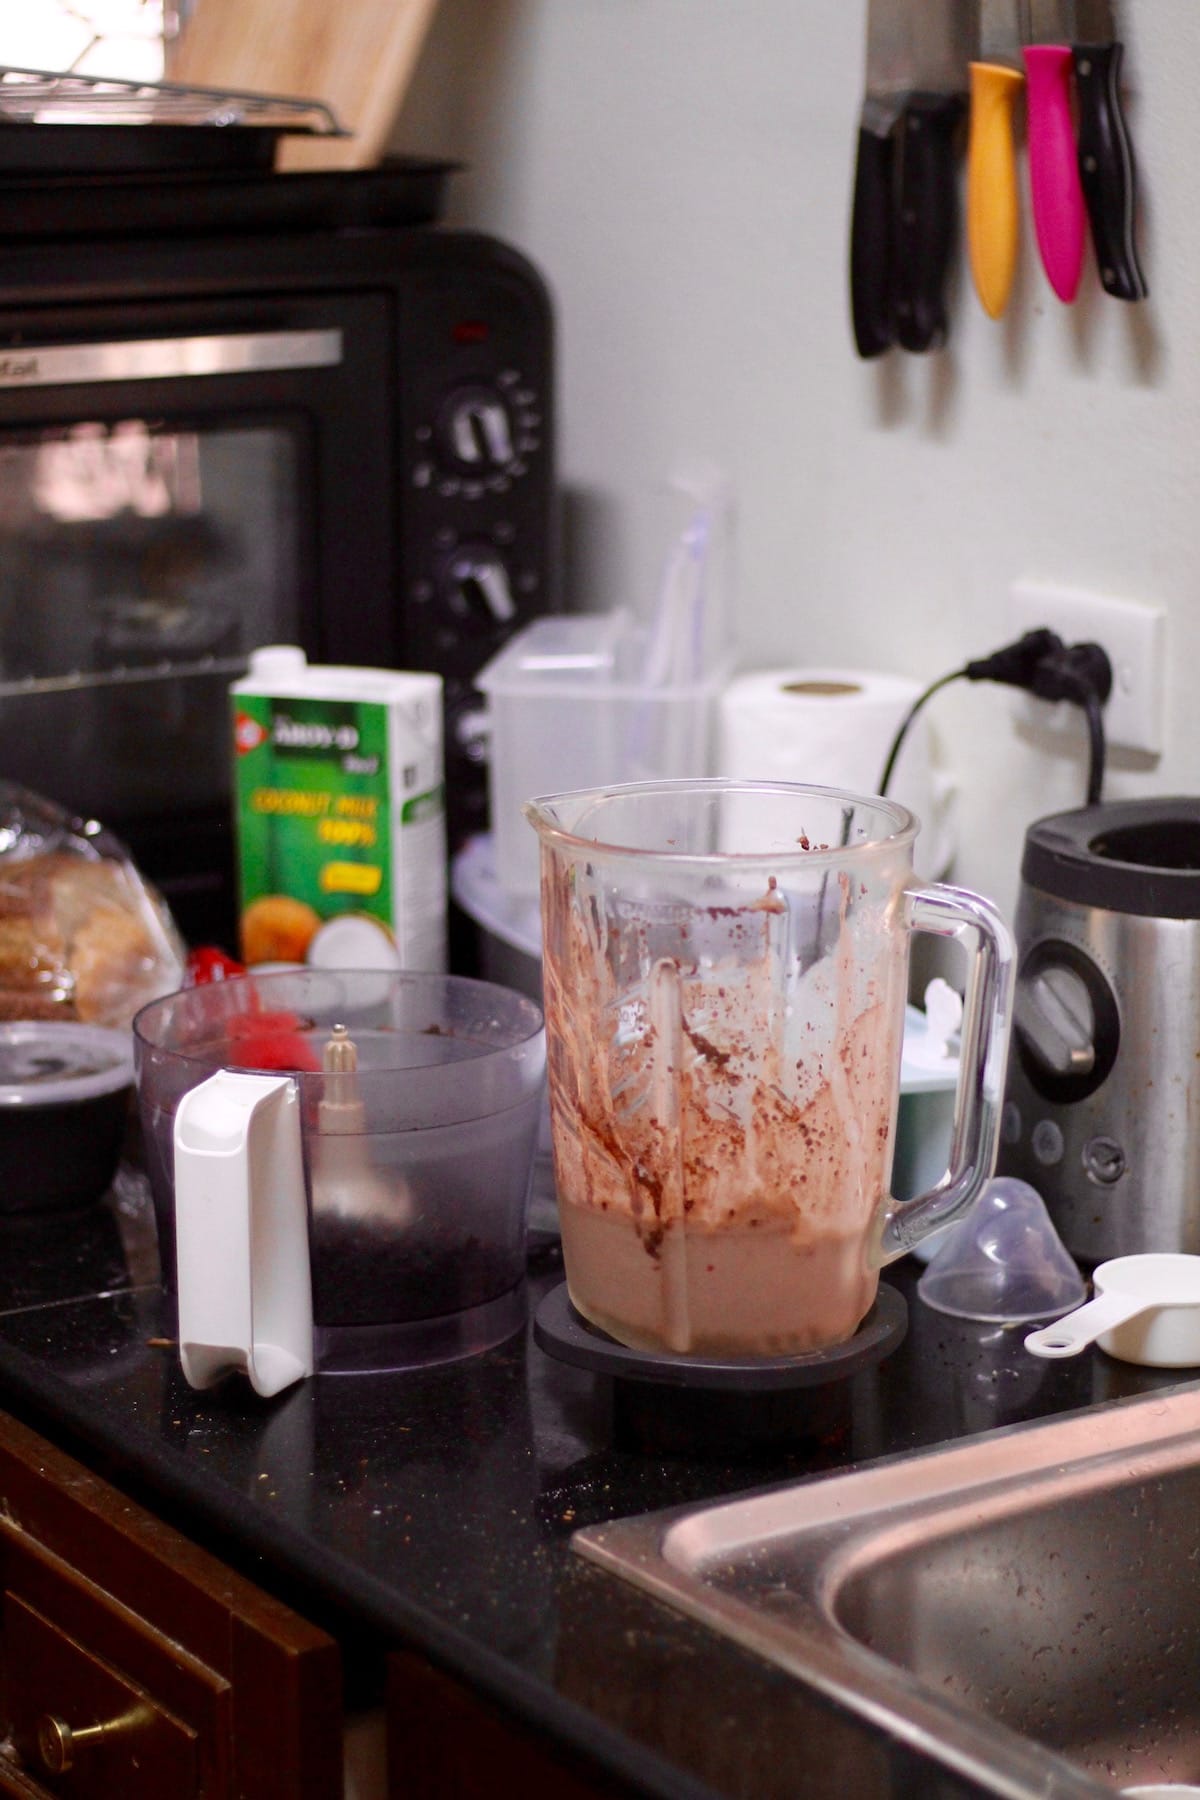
xmin=877 ymin=629 xmax=1113 ymax=807
xmin=1080 ymin=685 xmax=1106 ymax=805
xmin=877 ymin=667 xmax=966 ymax=798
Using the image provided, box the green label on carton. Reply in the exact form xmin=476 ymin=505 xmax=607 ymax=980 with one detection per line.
xmin=232 ymin=692 xmax=393 ymax=961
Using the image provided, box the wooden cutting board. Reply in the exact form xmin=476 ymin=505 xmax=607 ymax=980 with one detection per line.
xmin=165 ymin=0 xmax=440 ymax=169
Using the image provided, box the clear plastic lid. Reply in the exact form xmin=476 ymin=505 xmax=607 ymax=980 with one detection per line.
xmin=0 ymin=1021 xmax=134 ymax=1107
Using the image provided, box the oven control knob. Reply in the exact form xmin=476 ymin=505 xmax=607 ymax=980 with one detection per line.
xmin=440 ymin=390 xmax=515 ymax=470
xmin=443 ymin=546 xmax=517 ymax=626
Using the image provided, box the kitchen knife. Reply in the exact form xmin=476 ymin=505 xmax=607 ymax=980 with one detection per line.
xmin=891 ymin=0 xmax=970 ymax=352
xmin=849 ymin=0 xmax=911 ymax=357
xmin=1022 ymin=0 xmax=1087 ymax=301
xmin=1070 ymin=0 xmax=1147 ymax=300
xmin=967 ymin=0 xmax=1025 ymax=318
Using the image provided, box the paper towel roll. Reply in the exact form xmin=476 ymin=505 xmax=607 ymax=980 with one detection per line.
xmin=716 ymin=668 xmax=955 ymax=876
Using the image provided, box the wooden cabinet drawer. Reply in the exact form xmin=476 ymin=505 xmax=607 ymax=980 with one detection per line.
xmin=0 ymin=1413 xmax=342 ymax=1800
xmin=5 ymin=1593 xmax=198 ymax=1797
xmin=387 ymin=1649 xmax=634 ymax=1799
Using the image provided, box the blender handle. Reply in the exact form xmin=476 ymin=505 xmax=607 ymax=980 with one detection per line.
xmin=878 ymin=884 xmax=1017 ymax=1263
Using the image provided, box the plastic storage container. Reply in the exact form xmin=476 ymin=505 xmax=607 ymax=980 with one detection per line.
xmin=0 ymin=1021 xmax=134 ymax=1213
xmin=477 ymin=612 xmax=727 ymax=896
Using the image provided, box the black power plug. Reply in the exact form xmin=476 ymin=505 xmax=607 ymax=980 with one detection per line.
xmin=964 ymin=628 xmax=1066 ymax=689
xmin=877 ymin=630 xmax=1115 ymax=805
xmin=1029 ymin=639 xmax=1114 ymax=708
xmin=962 ymin=629 xmax=1113 ymax=711
xmin=1028 ymin=638 xmax=1113 ymax=805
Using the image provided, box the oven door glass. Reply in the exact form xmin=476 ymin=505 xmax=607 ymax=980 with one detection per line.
xmin=0 ymin=415 xmax=304 ymax=824
xmin=0 ymin=294 xmax=395 ymax=946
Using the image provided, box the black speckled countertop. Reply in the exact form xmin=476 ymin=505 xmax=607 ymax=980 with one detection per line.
xmin=0 ymin=1167 xmax=1185 ymax=1799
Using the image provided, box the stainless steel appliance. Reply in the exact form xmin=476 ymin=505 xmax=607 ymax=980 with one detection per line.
xmin=998 ymin=796 xmax=1200 ymax=1263
xmin=0 ymin=144 xmax=555 ymax=946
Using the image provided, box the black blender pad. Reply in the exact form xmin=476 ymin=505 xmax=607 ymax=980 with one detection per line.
xmin=533 ymin=1282 xmax=907 ymax=1392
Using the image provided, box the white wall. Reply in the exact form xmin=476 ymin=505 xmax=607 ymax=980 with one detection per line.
xmin=394 ymin=0 xmax=1200 ymax=920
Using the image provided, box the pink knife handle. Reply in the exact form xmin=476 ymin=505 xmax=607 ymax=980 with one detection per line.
xmin=1023 ymin=43 xmax=1086 ymax=302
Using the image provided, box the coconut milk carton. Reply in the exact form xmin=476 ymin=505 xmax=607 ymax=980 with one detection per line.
xmin=230 ymin=646 xmax=445 ymax=972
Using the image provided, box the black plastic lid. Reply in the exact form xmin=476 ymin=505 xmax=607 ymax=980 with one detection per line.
xmin=1022 ymin=797 xmax=1200 ymax=919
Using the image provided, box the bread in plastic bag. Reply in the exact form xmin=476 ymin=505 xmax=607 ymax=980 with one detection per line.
xmin=0 ymin=784 xmax=186 ymax=1029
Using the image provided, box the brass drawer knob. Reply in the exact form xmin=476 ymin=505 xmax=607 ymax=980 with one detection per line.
xmin=36 ymin=1705 xmax=148 ymax=1775
xmin=37 ymin=1714 xmax=83 ymax=1775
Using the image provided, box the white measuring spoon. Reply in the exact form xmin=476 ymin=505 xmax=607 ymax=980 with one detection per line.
xmin=1025 ymin=1253 xmax=1200 ymax=1367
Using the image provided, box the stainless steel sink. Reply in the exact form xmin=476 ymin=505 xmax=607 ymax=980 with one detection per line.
xmin=575 ymin=1384 xmax=1200 ymax=1798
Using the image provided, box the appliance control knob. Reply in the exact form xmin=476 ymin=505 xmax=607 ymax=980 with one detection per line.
xmin=1011 ymin=938 xmax=1120 ymax=1104
xmin=440 ymin=390 xmax=515 ymax=470
xmin=1082 ymin=1135 xmax=1127 ymax=1186
xmin=443 ymin=546 xmax=517 ymax=626
xmin=1013 ymin=963 xmax=1096 ymax=1078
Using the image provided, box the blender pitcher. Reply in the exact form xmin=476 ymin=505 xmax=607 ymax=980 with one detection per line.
xmin=525 ymin=780 xmax=1015 ymax=1357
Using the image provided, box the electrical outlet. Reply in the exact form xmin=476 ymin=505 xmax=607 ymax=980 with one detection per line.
xmin=1008 ymin=580 xmax=1167 ymax=756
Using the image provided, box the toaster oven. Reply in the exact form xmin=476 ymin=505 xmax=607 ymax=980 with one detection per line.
xmin=0 ymin=158 xmax=556 ymax=947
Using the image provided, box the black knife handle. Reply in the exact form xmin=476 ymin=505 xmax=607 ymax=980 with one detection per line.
xmin=850 ymin=121 xmax=897 ymax=358
xmin=1072 ymin=40 xmax=1148 ymax=301
xmin=893 ymin=92 xmax=966 ymax=353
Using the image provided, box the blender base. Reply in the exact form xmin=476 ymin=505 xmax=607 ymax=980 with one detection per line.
xmin=533 ymin=1282 xmax=906 ymax=1458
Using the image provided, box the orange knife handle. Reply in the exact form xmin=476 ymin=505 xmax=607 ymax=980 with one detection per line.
xmin=967 ymin=61 xmax=1025 ymax=318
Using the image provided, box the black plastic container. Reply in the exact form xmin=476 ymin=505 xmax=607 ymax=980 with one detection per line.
xmin=0 ymin=1022 xmax=133 ymax=1214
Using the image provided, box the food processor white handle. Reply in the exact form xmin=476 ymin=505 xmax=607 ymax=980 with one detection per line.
xmin=879 ymin=884 xmax=1017 ymax=1263
xmin=173 ymin=1070 xmax=314 ymax=1398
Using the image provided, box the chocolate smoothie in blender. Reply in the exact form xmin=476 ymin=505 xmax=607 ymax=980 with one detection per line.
xmin=527 ymin=780 xmax=1014 ymax=1360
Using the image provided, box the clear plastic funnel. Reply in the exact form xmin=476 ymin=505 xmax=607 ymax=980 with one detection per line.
xmin=918 ymin=1177 xmax=1087 ymax=1325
